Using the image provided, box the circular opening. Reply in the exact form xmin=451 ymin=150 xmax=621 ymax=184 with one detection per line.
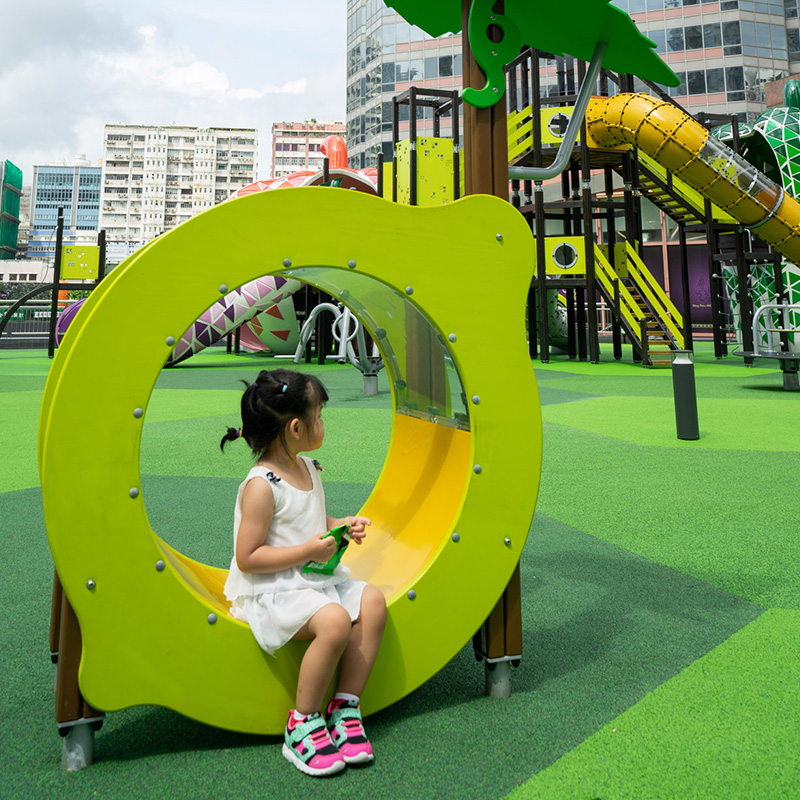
xmin=142 ymin=269 xmax=472 ymax=601
xmin=552 ymin=242 xmax=579 ymax=270
xmin=547 ymin=112 xmax=571 ymax=139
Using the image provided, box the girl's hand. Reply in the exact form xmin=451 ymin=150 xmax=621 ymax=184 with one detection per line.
xmin=346 ymin=516 xmax=371 ymax=545
xmin=305 ymin=532 xmax=338 ymax=563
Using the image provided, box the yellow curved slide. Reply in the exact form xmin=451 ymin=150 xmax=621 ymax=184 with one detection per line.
xmin=38 ymin=188 xmax=541 ymax=734
xmin=586 ymin=93 xmax=800 ymax=264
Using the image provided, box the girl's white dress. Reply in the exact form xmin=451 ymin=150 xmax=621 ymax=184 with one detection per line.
xmin=224 ymin=457 xmax=366 ymax=656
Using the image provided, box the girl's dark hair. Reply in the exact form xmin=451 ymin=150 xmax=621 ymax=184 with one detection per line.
xmin=220 ymin=369 xmax=328 ymax=459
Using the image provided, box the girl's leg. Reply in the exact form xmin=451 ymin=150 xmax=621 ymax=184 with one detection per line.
xmin=337 ymin=586 xmax=387 ymax=697
xmin=293 ymin=603 xmax=353 ymax=714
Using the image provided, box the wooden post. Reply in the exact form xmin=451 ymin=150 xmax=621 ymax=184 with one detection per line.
xmin=462 ymin=0 xmax=523 ymax=692
xmin=51 ymin=573 xmax=104 ymax=769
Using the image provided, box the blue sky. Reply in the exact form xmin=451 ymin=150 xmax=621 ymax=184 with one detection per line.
xmin=0 ymin=0 xmax=347 ymax=184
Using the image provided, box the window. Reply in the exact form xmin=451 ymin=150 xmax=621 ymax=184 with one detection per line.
xmin=703 ymin=23 xmax=722 ymax=47
xmin=685 ymin=25 xmax=703 ymax=50
xmin=789 ymin=27 xmax=800 ymax=60
xmin=667 ymin=28 xmax=684 ymax=51
xmin=439 ymin=55 xmax=453 ymax=78
xmin=707 ymin=68 xmax=725 ymax=92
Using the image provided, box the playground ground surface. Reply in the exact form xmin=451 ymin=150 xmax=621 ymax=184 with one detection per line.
xmin=1 ymin=342 xmax=798 ymax=799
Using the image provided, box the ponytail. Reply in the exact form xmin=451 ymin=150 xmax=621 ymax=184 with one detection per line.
xmin=219 ymin=427 xmax=243 ymax=452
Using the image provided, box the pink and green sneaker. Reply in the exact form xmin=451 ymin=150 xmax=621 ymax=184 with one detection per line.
xmin=282 ymin=711 xmax=345 ymax=777
xmin=326 ymin=698 xmax=374 ymax=764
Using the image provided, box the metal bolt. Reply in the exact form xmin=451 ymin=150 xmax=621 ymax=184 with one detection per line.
xmin=493 ymin=87 xmax=499 ymax=93
xmin=165 ymin=336 xmax=176 ymax=347
xmin=133 ymin=408 xmax=144 ymax=419
xmin=473 ymin=465 xmax=482 ymax=474
xmin=348 ymin=260 xmax=357 ymax=269
xmin=218 ymin=284 xmax=228 ymax=294
xmin=283 ymin=258 xmax=292 ymax=267
xmin=452 ymin=532 xmax=461 ymax=543
xmin=155 ymin=560 xmax=166 ymax=572
xmin=496 ymin=234 xmax=503 ymax=242
xmin=407 ymin=590 xmax=417 ymax=601
xmin=472 ymin=395 xmax=481 ymax=405
xmin=405 ymin=286 xmax=414 ymax=295
xmin=129 ymin=487 xmax=139 ymax=499
xmin=448 ymin=333 xmax=457 ymax=343
xmin=208 ymin=613 xmax=218 ymax=625
xmin=86 ymin=580 xmax=96 ymax=591
xmin=504 ymin=538 xmax=512 ymax=547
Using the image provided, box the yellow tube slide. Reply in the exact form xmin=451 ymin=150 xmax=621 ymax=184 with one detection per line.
xmin=587 ymin=93 xmax=800 ymax=264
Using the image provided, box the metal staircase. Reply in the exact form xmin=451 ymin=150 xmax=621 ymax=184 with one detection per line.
xmin=594 ymin=242 xmax=685 ymax=367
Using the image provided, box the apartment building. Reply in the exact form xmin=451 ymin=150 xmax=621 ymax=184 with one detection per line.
xmin=28 ymin=159 xmax=101 ymax=261
xmin=345 ymin=1 xmax=463 ymax=169
xmin=99 ymin=125 xmax=257 ymax=247
xmin=271 ymin=120 xmax=347 ymax=178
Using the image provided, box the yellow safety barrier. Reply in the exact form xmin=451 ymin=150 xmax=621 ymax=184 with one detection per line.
xmin=623 ymin=243 xmax=685 ymax=349
xmin=594 ymin=245 xmax=645 ymax=337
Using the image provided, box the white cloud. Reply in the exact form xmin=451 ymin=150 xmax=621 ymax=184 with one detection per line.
xmin=0 ymin=2 xmax=346 ymax=183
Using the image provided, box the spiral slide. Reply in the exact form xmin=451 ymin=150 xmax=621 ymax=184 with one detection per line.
xmin=38 ymin=188 xmax=541 ymax=734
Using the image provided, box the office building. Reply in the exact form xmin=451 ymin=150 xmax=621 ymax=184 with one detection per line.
xmin=28 ymin=158 xmax=101 ymax=262
xmin=99 ymin=125 xmax=257 ymax=248
xmin=610 ymin=0 xmax=791 ymax=122
xmin=346 ymin=0 xmax=800 ymax=171
xmin=0 ymin=160 xmax=23 ymax=260
xmin=345 ymin=1 xmax=463 ymax=169
xmin=271 ymin=120 xmax=346 ymax=178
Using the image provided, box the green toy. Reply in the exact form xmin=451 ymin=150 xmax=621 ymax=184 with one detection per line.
xmin=302 ymin=524 xmax=351 ymax=575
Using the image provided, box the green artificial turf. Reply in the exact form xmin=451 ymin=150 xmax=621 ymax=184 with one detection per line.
xmin=2 ymin=343 xmax=798 ymax=799
xmin=507 ymin=608 xmax=800 ymax=800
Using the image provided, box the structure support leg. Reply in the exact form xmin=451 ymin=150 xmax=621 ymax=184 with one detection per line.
xmin=61 ymin=723 xmax=95 ymax=771
xmin=485 ymin=661 xmax=512 ymax=698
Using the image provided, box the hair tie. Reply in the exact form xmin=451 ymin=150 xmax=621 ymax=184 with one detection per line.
xmin=281 ymin=383 xmax=288 ymax=393
xmin=251 ymin=382 xmax=258 ymax=389
xmin=237 ymin=428 xmax=243 ymax=439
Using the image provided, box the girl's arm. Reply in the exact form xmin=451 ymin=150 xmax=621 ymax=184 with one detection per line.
xmin=236 ymin=478 xmax=337 ymax=573
xmin=326 ymin=514 xmax=372 ymax=545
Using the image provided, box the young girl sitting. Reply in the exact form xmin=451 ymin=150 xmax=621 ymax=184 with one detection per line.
xmin=220 ymin=368 xmax=387 ymax=777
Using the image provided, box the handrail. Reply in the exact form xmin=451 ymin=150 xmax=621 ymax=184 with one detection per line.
xmin=508 ymin=41 xmax=607 ymax=182
xmin=623 ymin=243 xmax=685 ymax=349
xmin=0 ymin=284 xmax=52 ymax=342
xmin=752 ymin=302 xmax=800 ymax=356
xmin=594 ymin=245 xmax=644 ymax=340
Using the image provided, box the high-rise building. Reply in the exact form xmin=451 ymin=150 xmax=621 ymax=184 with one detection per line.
xmin=271 ymin=120 xmax=346 ymax=178
xmin=611 ymin=0 xmax=790 ymax=121
xmin=99 ymin=125 xmax=257 ymax=249
xmin=345 ymin=1 xmax=463 ymax=169
xmin=347 ymin=1 xmax=797 ymax=164
xmin=28 ymin=158 xmax=101 ymax=261
xmin=0 ymin=160 xmax=23 ymax=260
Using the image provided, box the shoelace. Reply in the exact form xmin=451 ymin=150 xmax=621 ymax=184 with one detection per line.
xmin=309 ymin=726 xmax=334 ymax=749
xmin=341 ymin=716 xmax=365 ymax=738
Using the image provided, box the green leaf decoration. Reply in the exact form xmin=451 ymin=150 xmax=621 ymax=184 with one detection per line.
xmin=385 ymin=0 xmax=679 ymax=108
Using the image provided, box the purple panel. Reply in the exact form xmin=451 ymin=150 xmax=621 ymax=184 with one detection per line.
xmin=274 ymin=276 xmax=287 ymax=289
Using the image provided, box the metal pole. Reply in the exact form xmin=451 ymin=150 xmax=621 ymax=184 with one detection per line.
xmin=48 ymin=208 xmax=65 ymax=358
